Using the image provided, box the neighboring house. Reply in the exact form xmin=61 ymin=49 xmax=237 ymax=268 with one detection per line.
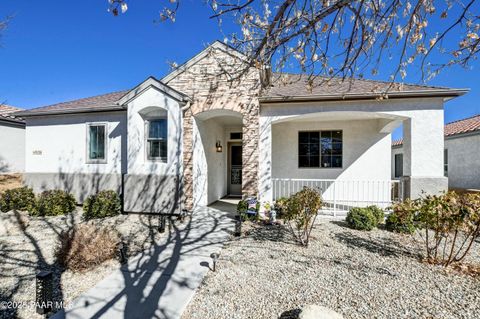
xmin=0 ymin=105 xmax=25 ymax=173
xmin=392 ymin=114 xmax=480 ymax=190
xmin=16 ymin=41 xmax=467 ymax=214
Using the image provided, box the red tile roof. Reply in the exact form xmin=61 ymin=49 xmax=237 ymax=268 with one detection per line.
xmin=392 ymin=114 xmax=480 ymax=146
xmin=0 ymin=105 xmax=24 ymax=124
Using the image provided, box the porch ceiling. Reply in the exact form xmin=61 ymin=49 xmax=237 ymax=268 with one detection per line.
xmin=275 ymin=111 xmax=405 ymax=123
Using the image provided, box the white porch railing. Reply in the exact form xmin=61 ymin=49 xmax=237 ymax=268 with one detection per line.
xmin=272 ymin=178 xmax=403 ymax=216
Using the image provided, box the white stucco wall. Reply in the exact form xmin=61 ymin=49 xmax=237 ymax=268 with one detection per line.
xmin=445 ymin=134 xmax=480 ymax=189
xmin=393 ymin=133 xmax=480 ymax=190
xmin=193 ymin=118 xmax=227 ymax=206
xmin=126 ymin=86 xmax=183 ymax=177
xmin=25 ymin=112 xmax=126 ymax=174
xmin=191 ymin=120 xmax=243 ymax=207
xmin=0 ymin=122 xmax=25 ymax=173
xmin=259 ymin=97 xmax=446 ymax=202
xmin=271 ymin=119 xmax=391 ymax=181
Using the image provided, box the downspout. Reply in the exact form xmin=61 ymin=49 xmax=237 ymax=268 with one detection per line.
xmin=180 ymin=100 xmax=191 ymax=214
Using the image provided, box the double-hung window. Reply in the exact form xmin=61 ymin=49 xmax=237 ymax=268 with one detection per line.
xmin=299 ymin=130 xmax=342 ymax=168
xmin=147 ymin=119 xmax=168 ymax=162
xmin=87 ymin=123 xmax=107 ymax=163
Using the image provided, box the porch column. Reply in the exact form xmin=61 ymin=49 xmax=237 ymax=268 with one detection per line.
xmin=401 ymin=111 xmax=447 ymax=198
xmin=258 ymin=116 xmax=272 ymax=205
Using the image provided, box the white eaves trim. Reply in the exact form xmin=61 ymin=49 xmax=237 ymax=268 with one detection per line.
xmin=117 ymin=76 xmax=191 ymax=106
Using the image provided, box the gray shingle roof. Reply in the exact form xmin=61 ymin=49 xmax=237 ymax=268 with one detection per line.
xmin=16 ymin=72 xmax=465 ymax=117
xmin=262 ymin=73 xmax=460 ymax=99
xmin=0 ymin=105 xmax=25 ymax=124
xmin=16 ymin=91 xmax=128 ymax=116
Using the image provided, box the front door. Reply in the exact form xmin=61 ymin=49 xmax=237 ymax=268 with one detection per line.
xmin=228 ymin=143 xmax=242 ymax=196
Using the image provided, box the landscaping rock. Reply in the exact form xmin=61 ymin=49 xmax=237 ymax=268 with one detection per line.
xmin=299 ymin=305 xmax=343 ymax=319
xmin=182 ymin=218 xmax=480 ymax=319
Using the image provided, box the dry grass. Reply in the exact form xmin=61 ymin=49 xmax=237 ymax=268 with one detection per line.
xmin=55 ymin=223 xmax=120 ymax=272
xmin=0 ymin=174 xmax=23 ymax=193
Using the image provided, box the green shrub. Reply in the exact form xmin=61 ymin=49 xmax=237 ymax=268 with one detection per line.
xmin=284 ymin=187 xmax=322 ymax=246
xmin=386 ymin=200 xmax=417 ymax=234
xmin=346 ymin=207 xmax=377 ymax=231
xmin=29 ymin=190 xmax=76 ymax=216
xmin=83 ymin=190 xmax=121 ymax=220
xmin=0 ymin=187 xmax=35 ymax=212
xmin=367 ymin=205 xmax=385 ymax=224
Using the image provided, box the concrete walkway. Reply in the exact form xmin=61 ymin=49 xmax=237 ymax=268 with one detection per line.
xmin=53 ymin=200 xmax=236 ymax=319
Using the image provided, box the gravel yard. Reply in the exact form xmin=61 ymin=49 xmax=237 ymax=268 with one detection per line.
xmin=0 ymin=209 xmax=167 ymax=319
xmin=182 ymin=218 xmax=480 ymax=319
xmin=0 ymin=175 xmax=22 ymax=194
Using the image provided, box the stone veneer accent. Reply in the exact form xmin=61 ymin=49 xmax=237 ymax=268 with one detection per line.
xmin=165 ymin=47 xmax=262 ymax=211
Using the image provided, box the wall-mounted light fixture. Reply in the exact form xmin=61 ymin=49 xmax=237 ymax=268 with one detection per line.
xmin=216 ymin=140 xmax=223 ymax=152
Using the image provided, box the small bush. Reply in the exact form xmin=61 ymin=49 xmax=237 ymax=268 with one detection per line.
xmin=0 ymin=187 xmax=35 ymax=212
xmin=83 ymin=190 xmax=121 ymax=220
xmin=284 ymin=187 xmax=322 ymax=246
xmin=367 ymin=205 xmax=385 ymax=224
xmin=386 ymin=200 xmax=417 ymax=234
xmin=237 ymin=200 xmax=247 ymax=214
xmin=273 ymin=197 xmax=289 ymax=218
xmin=416 ymin=192 xmax=480 ymax=267
xmin=346 ymin=207 xmax=377 ymax=231
xmin=55 ymin=224 xmax=120 ymax=272
xmin=29 ymin=190 xmax=76 ymax=216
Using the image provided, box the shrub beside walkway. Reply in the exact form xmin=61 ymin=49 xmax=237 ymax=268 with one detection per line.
xmin=53 ymin=202 xmax=234 ymax=319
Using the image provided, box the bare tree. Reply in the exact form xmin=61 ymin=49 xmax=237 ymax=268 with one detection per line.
xmin=108 ymin=0 xmax=480 ymax=85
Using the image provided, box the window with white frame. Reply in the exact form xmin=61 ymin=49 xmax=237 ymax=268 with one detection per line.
xmin=87 ymin=123 xmax=107 ymax=163
xmin=146 ymin=118 xmax=168 ymax=161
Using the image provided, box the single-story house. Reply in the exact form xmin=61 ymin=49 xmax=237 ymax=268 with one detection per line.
xmin=0 ymin=105 xmax=25 ymax=173
xmin=392 ymin=114 xmax=480 ymax=190
xmin=15 ymin=41 xmax=468 ymax=214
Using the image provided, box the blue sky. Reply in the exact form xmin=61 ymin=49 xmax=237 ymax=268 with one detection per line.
xmin=1 ymin=1 xmax=479 ymax=140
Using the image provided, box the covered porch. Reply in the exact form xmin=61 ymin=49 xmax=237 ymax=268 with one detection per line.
xmin=259 ymin=98 xmax=447 ymax=214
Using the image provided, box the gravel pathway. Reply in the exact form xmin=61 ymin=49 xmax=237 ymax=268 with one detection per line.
xmin=0 ymin=209 xmax=167 ymax=319
xmin=182 ymin=219 xmax=480 ymax=319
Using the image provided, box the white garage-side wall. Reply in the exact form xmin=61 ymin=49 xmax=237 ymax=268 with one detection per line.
xmin=25 ymin=112 xmax=126 ymax=174
xmin=0 ymin=122 xmax=25 ymax=173
xmin=24 ymin=111 xmax=127 ymax=201
xmin=445 ymin=134 xmax=480 ymax=189
xmin=272 ymin=119 xmax=392 ymax=181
